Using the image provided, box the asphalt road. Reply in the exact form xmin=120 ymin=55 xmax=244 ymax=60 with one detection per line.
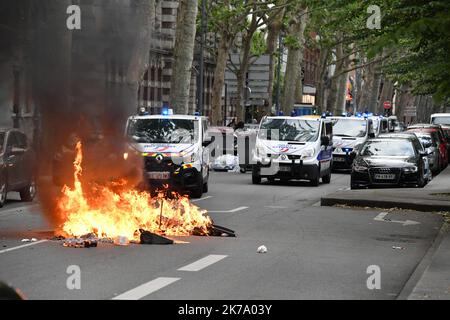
xmin=0 ymin=172 xmax=443 ymax=300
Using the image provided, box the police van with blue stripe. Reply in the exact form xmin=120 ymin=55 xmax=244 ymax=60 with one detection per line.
xmin=252 ymin=115 xmax=333 ymax=186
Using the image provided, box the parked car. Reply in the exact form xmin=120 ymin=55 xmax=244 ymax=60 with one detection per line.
xmin=0 ymin=128 xmax=36 ymax=207
xmin=406 ymin=124 xmax=449 ymax=171
xmin=408 ymin=131 xmax=441 ymax=174
xmin=350 ymin=134 xmax=429 ymax=189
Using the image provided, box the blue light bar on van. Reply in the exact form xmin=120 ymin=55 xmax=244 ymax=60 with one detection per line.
xmin=162 ymin=108 xmax=174 ymax=116
xmin=342 ymin=147 xmax=353 ymax=153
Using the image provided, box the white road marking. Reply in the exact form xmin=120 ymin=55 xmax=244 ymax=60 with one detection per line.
xmin=0 ymin=240 xmax=48 ymax=254
xmin=178 ymin=254 xmax=228 ymax=272
xmin=209 ymin=206 xmax=248 ymax=213
xmin=191 ymin=196 xmax=213 ymax=202
xmin=374 ymin=212 xmax=420 ymax=226
xmin=265 ymin=205 xmax=287 ymax=209
xmin=113 ymin=277 xmax=180 ymax=300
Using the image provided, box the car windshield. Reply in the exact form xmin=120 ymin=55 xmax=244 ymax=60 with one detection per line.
xmin=0 ymin=132 xmax=4 ymax=153
xmin=332 ymin=119 xmax=367 ymax=137
xmin=432 ymin=116 xmax=450 ymax=126
xmin=258 ymin=118 xmax=320 ymax=142
xmin=127 ymin=118 xmax=198 ymax=144
xmin=361 ymin=140 xmax=416 ymax=157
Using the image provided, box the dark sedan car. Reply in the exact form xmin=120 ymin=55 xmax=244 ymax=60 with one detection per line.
xmin=0 ymin=129 xmax=36 ymax=207
xmin=350 ymin=135 xmax=428 ymax=189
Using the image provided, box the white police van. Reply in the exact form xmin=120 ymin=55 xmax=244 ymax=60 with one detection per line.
xmin=329 ymin=115 xmax=375 ymax=170
xmin=252 ymin=115 xmax=333 ymax=186
xmin=123 ymin=109 xmax=211 ymax=198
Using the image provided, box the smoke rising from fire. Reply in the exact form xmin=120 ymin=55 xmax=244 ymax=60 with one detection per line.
xmin=0 ymin=1 xmax=154 ymax=227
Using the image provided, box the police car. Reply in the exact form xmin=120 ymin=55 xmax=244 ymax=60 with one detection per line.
xmin=252 ymin=115 xmax=333 ymax=186
xmin=123 ymin=109 xmax=211 ymax=198
xmin=329 ymin=115 xmax=375 ymax=170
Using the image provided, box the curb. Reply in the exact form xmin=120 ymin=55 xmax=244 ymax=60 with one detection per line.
xmin=320 ymin=196 xmax=450 ymax=212
xmin=396 ymin=223 xmax=449 ymax=300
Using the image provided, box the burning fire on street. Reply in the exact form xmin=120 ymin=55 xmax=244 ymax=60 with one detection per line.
xmin=54 ymin=141 xmax=234 ymax=247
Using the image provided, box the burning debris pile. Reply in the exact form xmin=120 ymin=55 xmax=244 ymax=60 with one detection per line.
xmin=54 ymin=142 xmax=234 ymax=247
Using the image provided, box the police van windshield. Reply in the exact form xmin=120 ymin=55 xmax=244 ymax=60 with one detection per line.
xmin=258 ymin=118 xmax=320 ymax=142
xmin=332 ymin=118 xmax=367 ymax=138
xmin=127 ymin=118 xmax=198 ymax=144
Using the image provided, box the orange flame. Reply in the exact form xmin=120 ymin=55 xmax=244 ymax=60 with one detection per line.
xmin=57 ymin=141 xmax=212 ymax=240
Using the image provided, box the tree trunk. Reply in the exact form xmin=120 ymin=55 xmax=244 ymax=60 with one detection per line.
xmin=281 ymin=8 xmax=309 ymax=115
xmin=315 ymin=48 xmax=330 ymax=113
xmin=169 ymin=0 xmax=198 ymax=114
xmin=367 ymin=59 xmax=382 ymax=113
xmin=211 ymin=35 xmax=232 ymax=125
xmin=377 ymin=77 xmax=393 ymax=114
xmin=265 ymin=7 xmax=285 ymax=114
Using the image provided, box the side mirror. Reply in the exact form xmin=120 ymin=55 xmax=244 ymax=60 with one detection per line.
xmin=321 ymin=136 xmax=330 ymax=146
xmin=202 ymin=137 xmax=213 ymax=147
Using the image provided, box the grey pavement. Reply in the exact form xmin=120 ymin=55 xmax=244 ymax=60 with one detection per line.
xmin=0 ymin=171 xmax=445 ymax=299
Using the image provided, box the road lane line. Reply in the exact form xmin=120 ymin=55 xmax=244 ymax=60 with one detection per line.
xmin=191 ymin=196 xmax=213 ymax=202
xmin=113 ymin=277 xmax=180 ymax=300
xmin=178 ymin=254 xmax=227 ymax=272
xmin=0 ymin=240 xmax=48 ymax=254
xmin=209 ymin=206 xmax=248 ymax=213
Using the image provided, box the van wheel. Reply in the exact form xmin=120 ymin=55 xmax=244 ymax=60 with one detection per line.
xmin=0 ymin=178 xmax=7 ymax=208
xmin=252 ymin=166 xmax=261 ymax=184
xmin=20 ymin=179 xmax=37 ymax=202
xmin=203 ymin=181 xmax=208 ymax=193
xmin=191 ymin=184 xmax=203 ymax=199
xmin=310 ymin=177 xmax=319 ymax=187
xmin=322 ymin=171 xmax=331 ymax=184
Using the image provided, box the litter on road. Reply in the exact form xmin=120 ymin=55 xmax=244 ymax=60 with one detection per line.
xmin=257 ymin=245 xmax=268 ymax=253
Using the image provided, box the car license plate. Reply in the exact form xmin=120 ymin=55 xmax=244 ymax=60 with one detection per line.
xmin=374 ymin=174 xmax=396 ymax=180
xmin=279 ymin=166 xmax=291 ymax=172
xmin=148 ymin=172 xmax=170 ymax=180
xmin=333 ymin=157 xmax=345 ymax=162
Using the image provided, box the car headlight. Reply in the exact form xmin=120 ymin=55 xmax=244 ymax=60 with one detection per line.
xmin=123 ymin=147 xmax=140 ymax=160
xmin=183 ymin=151 xmax=198 ymax=163
xmin=301 ymin=148 xmax=315 ymax=160
xmin=353 ymin=160 xmax=368 ymax=172
xmin=353 ymin=165 xmax=368 ymax=172
xmin=403 ymin=166 xmax=418 ymax=173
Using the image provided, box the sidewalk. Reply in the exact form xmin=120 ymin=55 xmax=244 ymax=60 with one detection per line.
xmin=321 ymin=166 xmax=450 ymax=212
xmin=406 ymin=225 xmax=450 ymax=300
